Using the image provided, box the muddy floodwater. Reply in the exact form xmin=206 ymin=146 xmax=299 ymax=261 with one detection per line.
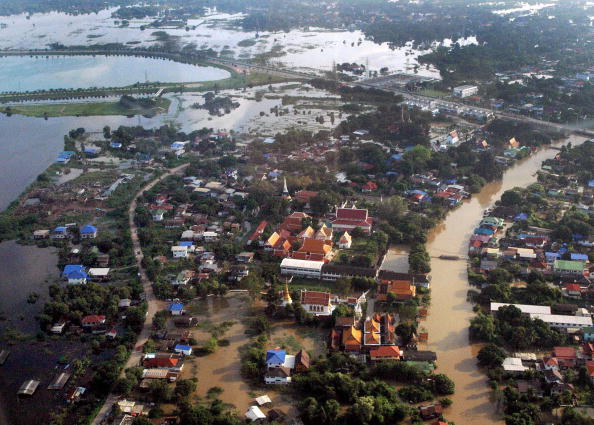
xmin=416 ymin=135 xmax=587 ymax=425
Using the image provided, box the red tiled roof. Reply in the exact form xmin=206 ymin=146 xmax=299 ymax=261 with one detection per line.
xmin=81 ymin=315 xmax=106 ymax=324
xmin=332 ymin=218 xmax=373 ymax=228
xmin=564 ymin=283 xmax=582 ymax=292
xmin=144 ymin=357 xmax=179 ymax=368
xmin=553 ymin=346 xmax=577 ymax=359
xmin=369 ymin=345 xmax=401 ymax=358
xmin=336 ymin=208 xmax=368 ymax=221
xmin=301 ymin=291 xmax=330 ymax=306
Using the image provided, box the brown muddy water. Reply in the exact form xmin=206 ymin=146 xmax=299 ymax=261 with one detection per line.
xmin=419 ymin=135 xmax=587 ymax=425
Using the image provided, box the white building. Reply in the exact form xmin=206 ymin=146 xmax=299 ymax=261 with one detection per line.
xmin=171 ymin=246 xmax=189 ymax=258
xmin=453 ymin=85 xmax=478 ymax=98
xmin=280 ymin=258 xmax=323 ymax=279
xmin=530 ymin=314 xmax=593 ymax=329
xmin=490 ymin=302 xmax=551 ymax=315
xmin=502 ymin=357 xmax=528 ymax=373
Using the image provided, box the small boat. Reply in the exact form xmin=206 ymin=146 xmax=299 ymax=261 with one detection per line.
xmin=439 ymin=255 xmax=460 ymax=260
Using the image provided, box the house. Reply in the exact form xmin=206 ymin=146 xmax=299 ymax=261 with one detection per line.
xmin=266 ymin=350 xmax=286 ymax=368
xmin=88 ymin=268 xmax=110 ymax=281
xmin=338 ymin=232 xmax=352 ymax=249
xmin=553 ymin=259 xmax=584 ymax=275
xmin=33 ymin=229 xmax=50 ymax=239
xmin=67 ymin=270 xmax=88 ymax=285
xmin=553 ymin=347 xmax=577 ymax=367
xmin=564 ymin=283 xmax=583 ymax=297
xmin=403 ymin=351 xmax=437 ymax=362
xmin=544 ymin=368 xmax=564 ymax=385
xmin=172 ymin=270 xmax=194 ymax=286
xmin=342 ymin=326 xmax=363 ymax=352
xmin=293 ymin=238 xmax=332 ymax=261
xmin=502 ymin=357 xmax=528 ymax=373
xmin=143 ymin=354 xmax=183 ymax=370
xmin=81 ymin=315 xmax=106 ymax=328
xmin=301 ymin=290 xmax=334 ymax=316
xmin=419 ymin=403 xmax=443 ymax=420
xmin=174 ymin=344 xmax=192 ymax=356
xmin=236 ymin=252 xmax=255 ymax=263
xmin=376 ymin=280 xmax=416 ymax=301
xmin=294 ymin=350 xmax=310 ymax=372
xmin=280 ymin=258 xmax=323 ymax=279
xmin=169 ymin=303 xmax=184 ymax=316
xmin=171 ymin=245 xmax=189 ymax=258
xmin=369 ymin=345 xmax=401 ymax=361
xmin=331 ymin=207 xmax=373 ymax=233
xmin=245 ymin=406 xmax=266 ymax=422
xmin=51 ymin=321 xmax=67 ymax=334
xmin=52 ymin=226 xmax=69 ymax=239
xmin=80 ymin=224 xmax=97 ymax=239
xmin=453 ymin=85 xmax=478 ymax=98
xmin=264 ymin=366 xmax=292 ymax=384
xmin=361 ymin=181 xmax=378 ymax=192
xmin=229 ymin=265 xmax=249 ymax=281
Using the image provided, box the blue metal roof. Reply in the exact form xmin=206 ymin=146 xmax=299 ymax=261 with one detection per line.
xmin=266 ymin=350 xmax=286 ymax=365
xmin=175 ymin=344 xmax=191 ymax=351
xmin=80 ymin=224 xmax=97 ymax=234
xmin=169 ymin=303 xmax=184 ymax=311
xmin=571 ymin=253 xmax=588 ymax=261
xmin=63 ymin=265 xmax=84 ymax=276
xmin=179 ymin=241 xmax=193 ymax=246
xmin=67 ymin=270 xmax=88 ymax=279
xmin=53 ymin=226 xmax=67 ymax=232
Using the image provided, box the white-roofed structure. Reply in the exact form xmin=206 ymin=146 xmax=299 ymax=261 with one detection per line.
xmin=490 ymin=303 xmax=551 ymax=315
xmin=245 ymin=406 xmax=266 ymax=422
xmin=530 ymin=314 xmax=593 ymax=329
xmin=255 ymin=395 xmax=272 ymax=406
xmin=502 ymin=357 xmax=528 ymax=373
xmin=280 ymin=258 xmax=324 ymax=279
xmin=88 ymin=268 xmax=110 ymax=278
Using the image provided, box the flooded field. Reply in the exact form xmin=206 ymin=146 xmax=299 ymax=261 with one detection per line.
xmin=0 ymin=9 xmax=441 ymax=77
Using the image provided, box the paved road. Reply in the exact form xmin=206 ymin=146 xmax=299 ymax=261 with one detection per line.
xmin=91 ymin=163 xmax=190 ymax=425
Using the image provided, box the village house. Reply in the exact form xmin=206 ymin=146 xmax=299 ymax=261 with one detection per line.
xmin=168 ymin=303 xmax=184 ymax=316
xmin=81 ymin=315 xmax=106 ymax=329
xmin=80 ymin=224 xmax=98 ymax=239
xmin=172 ymin=270 xmax=194 ymax=286
xmin=376 ymin=279 xmax=416 ymax=301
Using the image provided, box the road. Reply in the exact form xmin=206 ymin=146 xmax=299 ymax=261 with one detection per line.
xmin=355 ymin=79 xmax=594 ymax=137
xmin=91 ymin=162 xmax=190 ymax=425
xmin=1 ymin=48 xmax=591 ymax=137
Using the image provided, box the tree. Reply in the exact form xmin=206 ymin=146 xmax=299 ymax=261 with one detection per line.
xmin=478 ymin=343 xmax=506 ymax=367
xmin=348 ymin=396 xmax=375 ymax=425
xmin=175 ymin=379 xmax=197 ymax=399
xmin=500 ymin=189 xmax=523 ymax=207
xmin=433 ymin=374 xmax=455 ymax=395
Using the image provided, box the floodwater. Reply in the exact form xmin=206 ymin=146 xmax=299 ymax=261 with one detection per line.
xmin=0 ymin=82 xmax=343 ymax=211
xmin=0 ymin=8 xmax=441 ymax=77
xmin=419 ymin=135 xmax=587 ymax=425
xmin=0 ymin=56 xmax=230 ymax=92
xmin=0 ymin=240 xmax=58 ymax=334
xmin=0 ymin=240 xmax=60 ymax=425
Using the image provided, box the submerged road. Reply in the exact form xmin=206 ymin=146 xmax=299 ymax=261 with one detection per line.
xmin=91 ymin=162 xmax=189 ymax=425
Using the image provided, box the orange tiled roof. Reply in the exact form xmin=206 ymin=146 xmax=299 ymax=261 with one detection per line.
xmin=299 ymin=238 xmax=331 ymax=255
xmin=342 ymin=326 xmax=362 ymax=346
xmin=365 ymin=332 xmax=381 ymax=345
xmin=267 ymin=232 xmax=280 ymax=247
xmin=370 ymin=345 xmax=401 ymax=359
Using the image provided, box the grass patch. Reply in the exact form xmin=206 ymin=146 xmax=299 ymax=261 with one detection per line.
xmin=237 ymin=39 xmax=257 ymax=47
xmin=5 ymin=97 xmax=171 ymax=118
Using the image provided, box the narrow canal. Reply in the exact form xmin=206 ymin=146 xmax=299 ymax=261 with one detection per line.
xmin=423 ymin=135 xmax=587 ymax=424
